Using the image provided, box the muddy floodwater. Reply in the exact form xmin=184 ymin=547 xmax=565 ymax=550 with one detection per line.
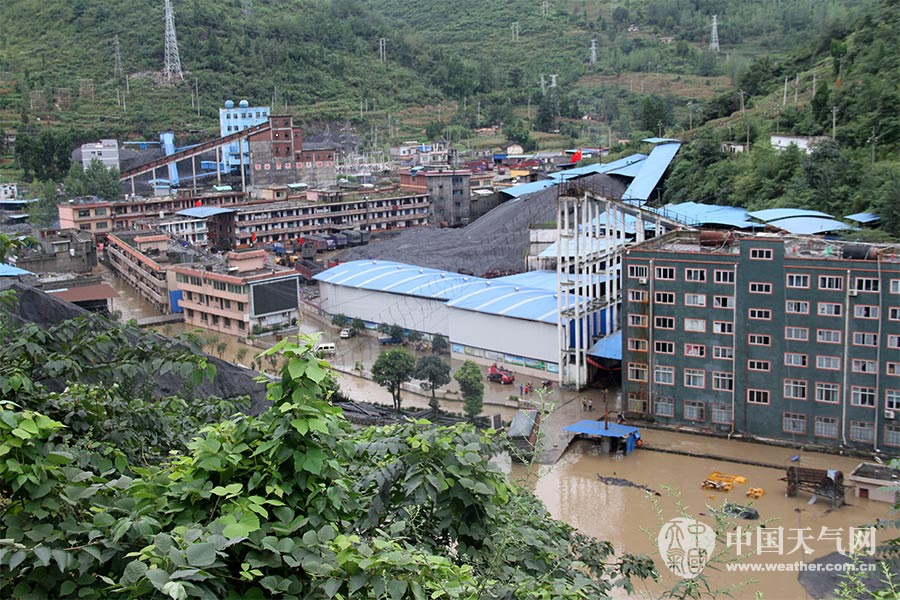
xmin=514 ymin=430 xmax=895 ymax=600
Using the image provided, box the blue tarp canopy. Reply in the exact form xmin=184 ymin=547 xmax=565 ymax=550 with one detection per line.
xmin=0 ymin=263 xmax=32 ymax=277
xmin=586 ymin=330 xmax=622 ymax=360
xmin=177 ymin=207 xmax=236 ymax=218
xmin=564 ymin=420 xmax=639 ymax=438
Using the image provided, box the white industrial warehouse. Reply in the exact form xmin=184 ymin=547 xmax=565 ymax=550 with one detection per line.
xmin=314 ymin=260 xmax=615 ymax=380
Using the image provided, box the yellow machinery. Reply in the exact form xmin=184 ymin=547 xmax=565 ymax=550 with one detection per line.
xmin=746 ymin=487 xmax=765 ymax=499
xmin=701 ymin=471 xmax=748 ymax=492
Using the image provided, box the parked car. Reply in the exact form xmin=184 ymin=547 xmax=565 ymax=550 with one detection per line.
xmin=378 ymin=336 xmax=403 ymax=345
xmin=486 ymin=364 xmax=515 ymax=384
xmin=313 ymin=342 xmax=337 ymax=357
xmin=339 ymin=328 xmax=357 ymax=338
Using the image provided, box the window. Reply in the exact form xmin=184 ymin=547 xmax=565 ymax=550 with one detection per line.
xmin=786 ymin=300 xmax=810 ymax=314
xmin=819 ymin=275 xmax=843 ymax=291
xmin=77 ymin=209 xmax=91 ymax=218
xmin=891 ymin=335 xmax=900 ymax=349
xmin=852 ymin=359 xmax=877 ymax=374
xmin=748 ymin=360 xmax=771 ymax=372
xmin=684 ymin=401 xmax=705 ymax=422
xmin=750 ymin=248 xmax=773 ymax=260
xmin=784 ymin=379 xmax=808 ymax=400
xmin=854 ymin=277 xmax=879 ymax=292
xmin=714 ymin=295 xmax=734 ymax=309
xmin=684 ymin=344 xmax=705 ymax=357
xmin=655 ymin=291 xmax=675 ymax=304
xmin=890 ymin=307 xmax=900 ymax=321
xmin=712 ymin=404 xmax=732 ymax=424
xmin=783 ymin=412 xmax=807 ymax=434
xmin=628 ymin=338 xmax=648 ymax=352
xmin=854 ymin=305 xmax=879 ymax=319
xmin=749 ymin=282 xmax=772 ymax=294
xmin=628 ymin=265 xmax=649 ymax=279
xmin=851 ymin=387 xmax=876 ymax=407
xmin=627 ymin=394 xmax=649 ymax=414
xmin=654 ymin=397 xmax=675 ymax=418
xmin=685 ymin=293 xmax=706 ymax=307
xmin=749 ymin=308 xmax=772 ymax=320
xmin=853 ymin=332 xmax=878 ymax=347
xmin=714 ymin=270 xmax=735 ymax=284
xmin=817 ymin=329 xmax=841 ymax=344
xmin=713 ymin=346 xmax=734 ymax=360
xmin=817 ymin=302 xmax=842 ymax=317
xmin=713 ymin=372 xmax=734 ymax=391
xmin=684 ymin=318 xmax=706 ymax=332
xmin=94 ymin=207 xmax=107 ymax=216
xmin=748 ymin=389 xmax=770 ymax=405
xmin=892 ymin=280 xmax=900 ymax=294
xmin=784 ymin=353 xmax=808 ymax=367
xmin=886 ymin=425 xmax=900 ymax=447
xmin=885 ymin=390 xmax=900 ymax=411
xmin=815 ymin=417 xmax=839 ymax=438
xmin=713 ymin=321 xmax=734 ymax=334
xmin=654 ymin=365 xmax=675 ymax=385
xmin=816 ymin=383 xmax=840 ymax=404
xmin=785 ymin=327 xmax=809 ymax=341
xmin=684 ymin=369 xmax=706 ymax=388
xmin=685 ymin=268 xmax=706 ymax=282
xmin=816 ymin=356 xmax=841 ymax=370
xmin=628 ymin=290 xmax=647 ymax=303
xmin=787 ymin=274 xmax=809 ymax=288
xmin=628 ymin=314 xmax=648 ymax=328
xmin=655 ymin=316 xmax=675 ymax=329
xmin=749 ymin=334 xmax=771 ymax=346
xmin=850 ymin=421 xmax=874 ymax=443
xmin=628 ymin=363 xmax=648 ymax=382
xmin=655 ymin=266 xmax=675 ymax=280
xmin=655 ymin=341 xmax=674 ymax=354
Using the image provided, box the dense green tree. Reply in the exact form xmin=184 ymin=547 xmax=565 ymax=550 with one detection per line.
xmin=63 ymin=160 xmax=122 ymax=201
xmin=13 ymin=129 xmax=72 ymax=182
xmin=27 ymin=180 xmax=61 ymax=228
xmin=454 ymin=360 xmax=485 ymax=420
xmin=431 ymin=334 xmax=449 ymax=354
xmin=330 ymin=313 xmax=349 ymax=327
xmin=372 ymin=347 xmax=415 ymax=411
xmin=351 ymin=317 xmax=365 ymax=332
xmin=414 ymin=355 xmax=451 ymax=410
xmin=639 ymin=95 xmax=669 ymax=134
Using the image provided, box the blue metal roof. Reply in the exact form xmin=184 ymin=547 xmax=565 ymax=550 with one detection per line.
xmin=563 ymin=419 xmax=639 ymax=438
xmin=500 ymin=179 xmax=557 ymax=199
xmin=747 ymin=208 xmax=833 ymax=222
xmin=586 ymin=330 xmax=622 ymax=360
xmin=314 ymin=260 xmax=484 ymax=301
xmin=621 ymin=142 xmax=681 ymax=201
xmin=844 ymin=212 xmax=880 ymax=224
xmin=767 ymin=216 xmax=854 ymax=235
xmin=177 ymin=207 xmax=237 ymax=218
xmin=652 ymin=202 xmax=760 ymax=229
xmin=538 ymin=236 xmax=628 ymax=259
xmin=641 ymin=137 xmax=681 ymax=144
xmin=0 ymin=263 xmax=32 ymax=277
xmin=446 ymin=281 xmax=569 ymax=324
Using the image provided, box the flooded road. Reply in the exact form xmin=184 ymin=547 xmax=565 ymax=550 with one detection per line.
xmin=94 ymin=263 xmax=160 ymax=321
xmin=517 ymin=432 xmax=894 ymax=600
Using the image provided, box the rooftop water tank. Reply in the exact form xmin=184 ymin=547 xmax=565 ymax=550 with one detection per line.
xmin=239 ymin=99 xmax=250 ymax=108
xmin=224 ymin=100 xmax=235 ymax=108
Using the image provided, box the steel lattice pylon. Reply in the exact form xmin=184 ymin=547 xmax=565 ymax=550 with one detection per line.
xmin=164 ymin=0 xmax=184 ymax=82
xmin=709 ymin=15 xmax=720 ymax=53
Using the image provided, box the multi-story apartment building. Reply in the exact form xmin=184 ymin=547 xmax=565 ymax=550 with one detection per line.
xmin=80 ymin=139 xmax=120 ymax=170
xmin=220 ymin=100 xmax=270 ymax=169
xmin=173 ymin=250 xmax=301 ymax=338
xmin=246 ymin=115 xmax=336 ymax=188
xmin=399 ymin=167 xmax=472 ymax=227
xmin=58 ymin=190 xmax=254 ymax=237
xmin=621 ymin=230 xmax=900 ymax=454
xmin=205 ymin=190 xmax=429 ymax=249
xmin=133 ymin=214 xmax=208 ymax=246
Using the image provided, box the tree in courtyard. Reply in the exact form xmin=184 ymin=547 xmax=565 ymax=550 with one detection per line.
xmin=415 ymin=355 xmax=451 ymax=410
xmin=455 ymin=359 xmax=485 ymax=420
xmin=431 ymin=334 xmax=449 ymax=354
xmin=331 ymin=313 xmax=349 ymax=327
xmin=372 ymin=347 xmax=415 ymax=411
xmin=351 ymin=317 xmax=365 ymax=332
xmin=215 ymin=341 xmax=228 ymax=360
xmin=234 ymin=347 xmax=249 ymax=366
xmin=28 ymin=180 xmax=62 ymax=228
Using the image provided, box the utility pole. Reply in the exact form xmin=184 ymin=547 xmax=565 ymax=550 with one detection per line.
xmin=738 ymin=89 xmax=746 ymax=114
xmin=590 ymin=39 xmax=597 ymax=66
xmin=783 ymin=76 xmax=788 ymax=106
xmin=794 ymin=73 xmax=799 ymax=104
xmin=163 ymin=0 xmax=184 ymax=82
xmin=195 ymin=79 xmax=200 ymax=117
xmin=379 ymin=38 xmax=386 ymax=63
xmin=688 ymin=101 xmax=694 ymax=130
xmin=549 ymin=74 xmax=558 ymax=89
xmin=542 ymin=0 xmax=549 ymax=18
xmin=869 ymin=128 xmax=877 ymax=164
xmin=832 ymin=106 xmax=838 ymax=140
xmin=812 ymin=72 xmax=817 ymax=97
xmin=540 ymin=74 xmax=546 ymax=95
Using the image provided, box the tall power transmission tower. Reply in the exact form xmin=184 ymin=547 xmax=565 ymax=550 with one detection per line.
xmin=163 ymin=0 xmax=184 ymax=82
xmin=709 ymin=15 xmax=720 ymax=53
xmin=590 ymin=39 xmax=597 ymax=65
xmin=379 ymin=38 xmax=386 ymax=63
xmin=549 ymin=74 xmax=558 ymax=89
xmin=113 ymin=35 xmax=124 ymax=79
xmin=541 ymin=1 xmax=549 ymax=18
xmin=540 ymin=74 xmax=546 ymax=95
xmin=241 ymin=0 xmax=253 ymax=19
xmin=511 ymin=22 xmax=520 ymax=41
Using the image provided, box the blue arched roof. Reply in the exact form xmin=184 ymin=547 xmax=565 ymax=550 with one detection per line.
xmin=314 ymin=260 xmax=483 ymax=301
xmin=747 ymin=208 xmax=833 ymax=222
xmin=766 ymin=217 xmax=853 ymax=235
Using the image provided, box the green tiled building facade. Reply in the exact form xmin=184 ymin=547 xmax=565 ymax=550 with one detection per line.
xmin=621 ymin=231 xmax=900 ymax=454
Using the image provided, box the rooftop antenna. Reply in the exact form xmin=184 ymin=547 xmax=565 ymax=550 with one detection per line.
xmin=709 ymin=15 xmax=720 ymax=53
xmin=163 ymin=0 xmax=184 ymax=82
xmin=590 ymin=39 xmax=597 ymax=66
xmin=113 ymin=35 xmax=124 ymax=79
xmin=379 ymin=38 xmax=386 ymax=63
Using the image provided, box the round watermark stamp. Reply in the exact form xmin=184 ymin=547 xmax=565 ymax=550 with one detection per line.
xmin=657 ymin=517 xmax=716 ymax=579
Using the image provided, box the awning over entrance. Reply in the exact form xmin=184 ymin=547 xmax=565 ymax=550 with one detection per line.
xmin=586 ymin=330 xmax=622 ymax=360
xmin=563 ymin=420 xmax=639 ymax=438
